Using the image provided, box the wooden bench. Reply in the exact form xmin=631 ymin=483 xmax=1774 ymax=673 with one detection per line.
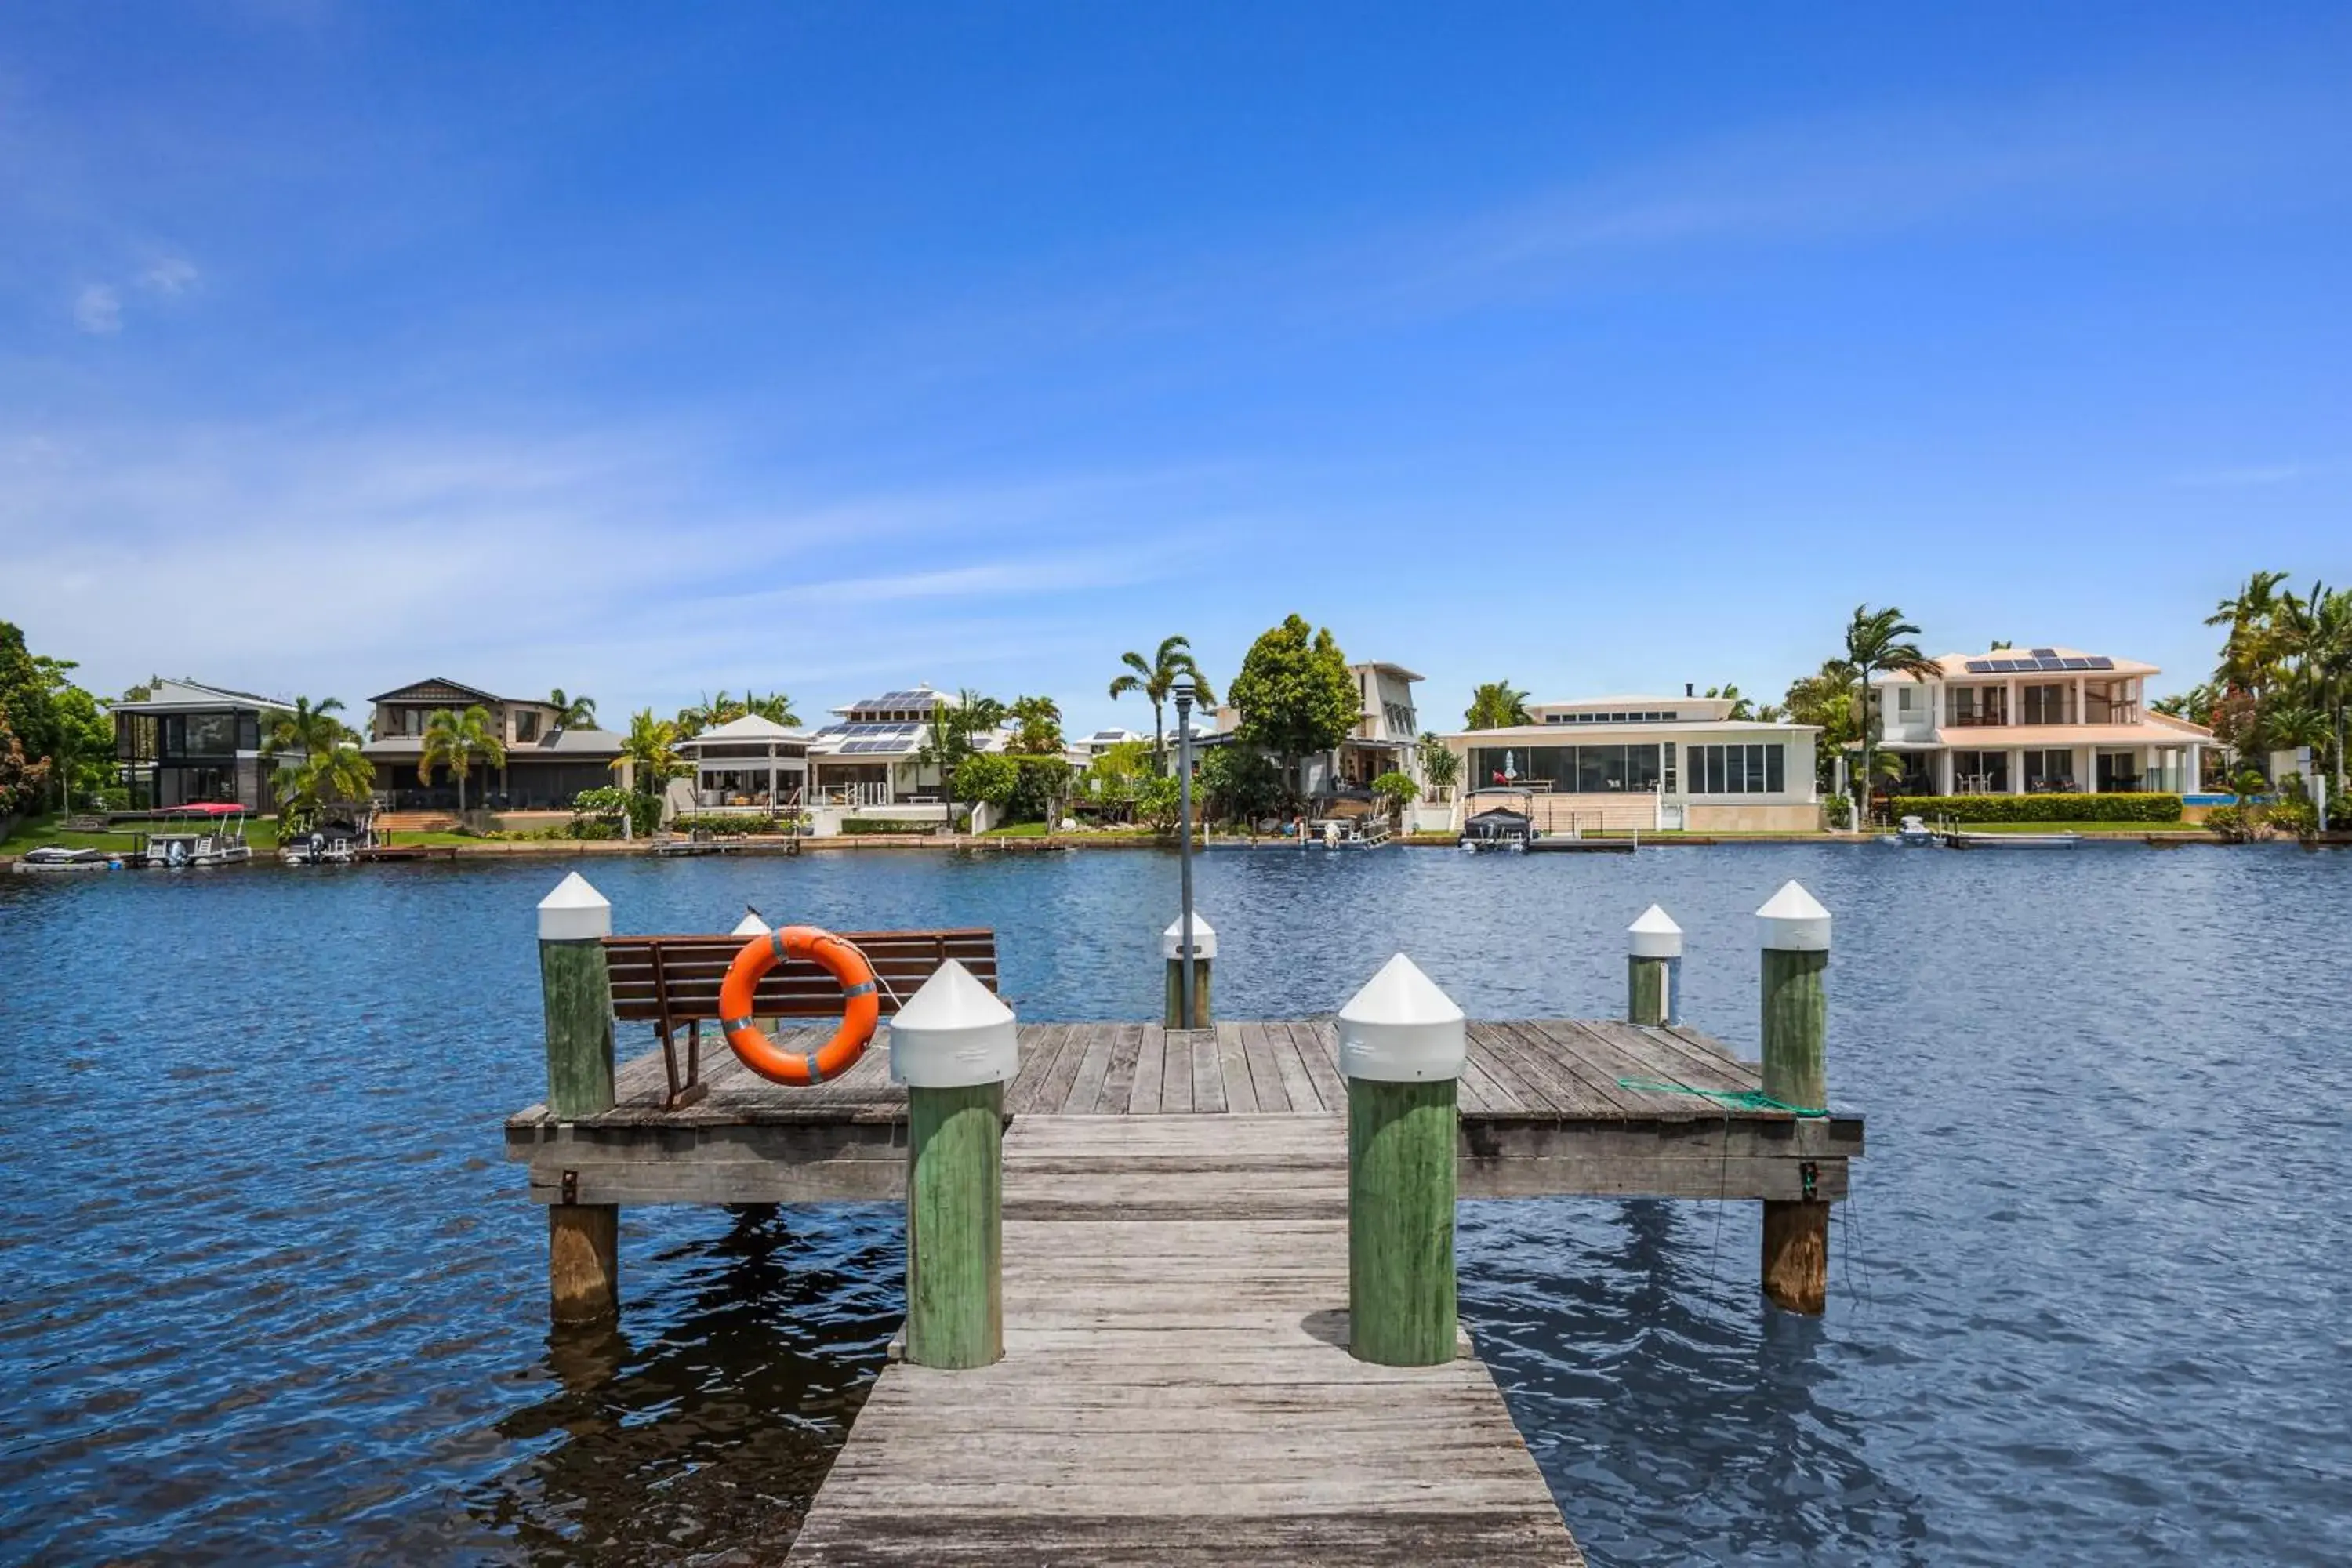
xmin=603 ymin=928 xmax=999 ymax=1109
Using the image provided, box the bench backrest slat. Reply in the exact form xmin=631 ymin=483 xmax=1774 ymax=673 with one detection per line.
xmin=603 ymin=928 xmax=997 ymax=1020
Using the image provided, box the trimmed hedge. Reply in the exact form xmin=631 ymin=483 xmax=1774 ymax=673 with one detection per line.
xmin=1890 ymin=793 xmax=2183 ymax=824
xmin=840 ymin=817 xmax=941 ymax=836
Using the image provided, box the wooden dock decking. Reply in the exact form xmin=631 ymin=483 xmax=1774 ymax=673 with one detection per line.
xmin=787 ymin=1112 xmax=1582 ymax=1566
xmin=506 ymin=1017 xmax=1862 ymax=1563
xmin=506 ymin=1018 xmax=1862 ymax=1208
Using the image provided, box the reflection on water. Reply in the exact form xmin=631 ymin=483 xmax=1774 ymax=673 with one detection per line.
xmin=3 ymin=845 xmax=2350 ymax=1564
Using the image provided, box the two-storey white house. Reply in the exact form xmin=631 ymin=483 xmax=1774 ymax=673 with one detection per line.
xmin=1440 ymin=690 xmax=1822 ymax=833
xmin=1867 ymin=647 xmax=2212 ymax=799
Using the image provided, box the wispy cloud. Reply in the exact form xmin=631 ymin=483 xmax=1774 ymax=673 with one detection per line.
xmin=72 ymin=283 xmax=122 ymax=334
xmin=0 ymin=417 xmax=1234 ymax=713
xmin=140 ymin=256 xmax=199 ymax=296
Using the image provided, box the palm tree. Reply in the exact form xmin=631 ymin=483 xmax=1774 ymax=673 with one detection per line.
xmin=275 ymin=745 xmax=377 ymax=830
xmin=1109 ymin=636 xmax=1216 ymax=771
xmin=1704 ymin=684 xmax=1756 ymax=720
xmin=417 ymin=705 xmax=506 ymax=815
xmin=1463 ymin=681 xmax=1531 ymax=731
xmin=1842 ymin=604 xmax=1937 ymax=826
xmin=2207 ymin=570 xmax=2292 ymax=702
xmin=914 ymin=689 xmax=1007 ymax=833
xmin=612 ymin=709 xmax=687 ymax=790
xmin=548 ymin=689 xmax=597 ymax=729
xmin=268 ymin=695 xmax=353 ymax=760
xmin=743 ymin=691 xmax=801 ymax=727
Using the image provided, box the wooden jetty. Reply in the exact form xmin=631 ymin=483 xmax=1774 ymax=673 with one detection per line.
xmin=509 ymin=876 xmax=1863 ymax=1563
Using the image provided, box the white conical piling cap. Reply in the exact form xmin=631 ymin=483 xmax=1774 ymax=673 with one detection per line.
xmin=1628 ymin=904 xmax=1683 ymax=959
xmin=888 ymin=959 xmax=1020 ymax=1088
xmin=1162 ymin=909 xmax=1217 ymax=961
xmin=1756 ymin=880 xmax=1832 ymax=952
xmin=731 ymin=911 xmax=772 ymax=936
xmin=537 ymin=872 xmax=612 ymax=942
xmin=1338 ymin=953 xmax=1465 ymax=1083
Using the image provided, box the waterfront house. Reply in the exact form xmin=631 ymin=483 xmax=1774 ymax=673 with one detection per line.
xmin=1866 ymin=648 xmax=2212 ymax=800
xmin=803 ymin=684 xmax=1006 ymax=811
xmin=361 ymin=677 xmax=624 ymax=811
xmin=1214 ymin=661 xmax=1425 ymax=801
xmin=676 ymin=713 xmax=811 ymax=812
xmin=1065 ymin=727 xmax=1145 ymax=769
xmin=109 ymin=678 xmax=293 ymax=811
xmin=1440 ymin=691 xmax=1822 ymax=833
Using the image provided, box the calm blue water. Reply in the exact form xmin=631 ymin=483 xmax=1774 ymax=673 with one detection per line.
xmin=2 ymin=846 xmax=2347 ymax=1564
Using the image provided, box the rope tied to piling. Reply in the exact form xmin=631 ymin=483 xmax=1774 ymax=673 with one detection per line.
xmin=1613 ymin=1077 xmax=1828 ymax=1117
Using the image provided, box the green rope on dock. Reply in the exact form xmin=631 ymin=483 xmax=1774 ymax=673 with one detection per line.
xmin=1614 ymin=1077 xmax=1828 ymax=1117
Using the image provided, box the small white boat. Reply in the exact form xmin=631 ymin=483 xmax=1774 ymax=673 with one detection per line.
xmin=137 ymin=804 xmax=255 ymax=868
xmin=1947 ymin=829 xmax=2081 ymax=850
xmin=1878 ymin=814 xmax=1943 ymax=847
xmin=13 ymin=845 xmax=123 ymax=874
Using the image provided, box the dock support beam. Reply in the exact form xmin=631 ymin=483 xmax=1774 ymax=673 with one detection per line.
xmin=539 ymin=873 xmax=619 ymax=1324
xmin=1339 ymin=955 xmax=1465 ymax=1367
xmin=892 ymin=961 xmax=1017 ymax=1370
xmin=1162 ymin=910 xmax=1216 ymax=1029
xmin=1757 ymin=881 xmax=1831 ymax=1314
xmin=1626 ymin=904 xmax=1682 ymax=1027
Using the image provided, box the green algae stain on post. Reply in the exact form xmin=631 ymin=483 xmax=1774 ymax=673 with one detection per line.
xmin=539 ymin=872 xmax=618 ymax=1119
xmin=537 ymin=871 xmax=619 ymax=1323
xmin=1756 ymin=880 xmax=1831 ymax=1313
xmin=1339 ymin=953 xmax=1465 ymax=1367
xmin=891 ymin=960 xmax=1018 ymax=1370
xmin=1626 ymin=903 xmax=1682 ymax=1028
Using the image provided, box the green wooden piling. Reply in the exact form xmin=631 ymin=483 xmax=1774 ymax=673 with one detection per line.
xmin=1163 ymin=955 xmax=1214 ymax=1029
xmin=1627 ymin=956 xmax=1669 ymax=1027
xmin=1347 ymin=1078 xmax=1458 ymax=1367
xmin=540 ymin=938 xmax=616 ymax=1119
xmin=905 ymin=1080 xmax=1004 ymax=1369
xmin=1757 ymin=881 xmax=1831 ymax=1313
xmin=539 ymin=873 xmax=619 ymax=1324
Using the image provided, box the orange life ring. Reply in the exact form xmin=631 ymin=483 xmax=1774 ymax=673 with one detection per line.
xmin=717 ymin=926 xmax=879 ymax=1086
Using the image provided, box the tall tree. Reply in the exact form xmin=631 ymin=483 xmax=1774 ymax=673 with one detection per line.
xmin=417 ymin=705 xmax=506 ymax=815
xmin=914 ymin=689 xmax=1008 ymax=833
xmin=276 ymin=746 xmax=378 ymax=830
xmin=1462 ymin=681 xmax=1531 ymax=731
xmin=1109 ymin=636 xmax=1216 ymax=771
xmin=1779 ymin=659 xmax=1860 ymax=789
xmin=1007 ymin=695 xmax=1065 ymax=756
xmin=1227 ymin=615 xmax=1359 ymax=804
xmin=268 ymin=696 xmax=354 ymax=760
xmin=0 ymin=704 xmax=52 ymax=817
xmin=1842 ymin=605 xmax=1937 ymax=822
xmin=742 ymin=691 xmax=801 ymax=727
xmin=548 ymin=689 xmax=597 ymax=728
xmin=1704 ymin=684 xmax=1756 ymax=720
xmin=612 ymin=709 xmax=688 ymax=794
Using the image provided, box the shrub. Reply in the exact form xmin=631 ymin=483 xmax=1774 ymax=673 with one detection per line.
xmin=1889 ymin=793 xmax=2182 ymax=824
xmin=571 ymin=784 xmax=661 ymax=837
xmin=840 ymin=817 xmax=938 ymax=835
xmin=952 ymin=752 xmax=1020 ymax=810
xmin=1370 ymin=771 xmax=1418 ymax=817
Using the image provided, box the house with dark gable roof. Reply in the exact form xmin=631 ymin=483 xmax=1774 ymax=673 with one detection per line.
xmin=361 ymin=677 xmax=623 ymax=811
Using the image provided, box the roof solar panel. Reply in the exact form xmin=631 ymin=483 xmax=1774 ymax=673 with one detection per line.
xmin=2029 ymin=648 xmax=2057 ymax=659
xmin=1964 ymin=659 xmax=1993 ymax=673
xmin=2060 ymin=657 xmax=2090 ymax=670
xmin=2086 ymin=656 xmax=2113 ymax=670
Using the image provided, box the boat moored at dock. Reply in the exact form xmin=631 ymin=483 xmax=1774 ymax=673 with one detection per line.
xmin=135 ymin=804 xmax=254 ymax=868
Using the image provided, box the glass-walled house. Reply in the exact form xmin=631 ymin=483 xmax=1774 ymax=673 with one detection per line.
xmin=1443 ymin=691 xmax=1822 ymax=833
xmin=110 ymin=679 xmax=292 ymax=811
xmin=1868 ymin=648 xmax=2212 ymax=801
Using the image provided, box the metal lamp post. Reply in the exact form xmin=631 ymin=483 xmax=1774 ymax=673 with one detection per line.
xmin=1174 ymin=677 xmax=1197 ymax=1029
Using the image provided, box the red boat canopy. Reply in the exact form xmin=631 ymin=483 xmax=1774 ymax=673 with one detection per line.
xmin=164 ymin=803 xmax=246 ymax=815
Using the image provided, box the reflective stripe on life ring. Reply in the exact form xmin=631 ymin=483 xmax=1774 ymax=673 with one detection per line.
xmin=716 ymin=925 xmax=880 ymax=1087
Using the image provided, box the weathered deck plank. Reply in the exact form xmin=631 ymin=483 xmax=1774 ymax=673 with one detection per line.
xmin=785 ymin=1115 xmax=1583 ymax=1566
xmin=506 ymin=1021 xmax=1863 ymax=1207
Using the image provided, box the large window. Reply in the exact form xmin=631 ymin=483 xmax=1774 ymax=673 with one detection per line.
xmin=1686 ymin=743 xmax=1786 ymax=795
xmin=2021 ymin=684 xmax=2071 ymax=725
xmin=167 ymin=713 xmax=239 ymax=757
xmin=1467 ymin=745 xmax=1662 ymax=793
xmin=2024 ymin=748 xmax=2077 ymax=791
xmin=1947 ymin=685 xmax=2008 ymax=726
xmin=1951 ymin=750 xmax=2009 ymax=793
xmin=514 ymin=710 xmax=539 ymax=743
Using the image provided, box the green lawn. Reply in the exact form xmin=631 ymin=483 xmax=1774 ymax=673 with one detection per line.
xmin=1937 ymin=819 xmax=2201 ymax=835
xmin=2 ymin=812 xmax=287 ymax=854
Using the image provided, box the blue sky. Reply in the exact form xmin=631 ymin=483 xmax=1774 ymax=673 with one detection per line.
xmin=4 ymin=4 xmax=2347 ymax=732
